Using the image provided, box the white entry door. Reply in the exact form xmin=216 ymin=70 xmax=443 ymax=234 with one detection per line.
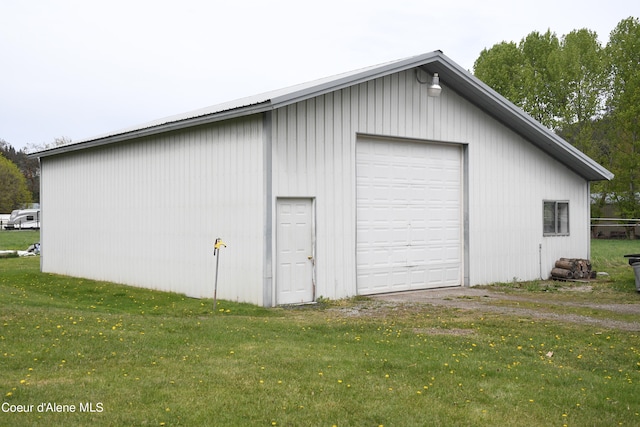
xmin=276 ymin=198 xmax=314 ymax=304
xmin=356 ymin=137 xmax=462 ymax=295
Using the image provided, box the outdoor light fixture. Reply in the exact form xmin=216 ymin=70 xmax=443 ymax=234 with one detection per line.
xmin=427 ymin=73 xmax=441 ymax=97
xmin=415 ymin=68 xmax=442 ymax=97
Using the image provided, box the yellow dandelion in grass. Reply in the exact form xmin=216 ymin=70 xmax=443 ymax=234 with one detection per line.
xmin=5 ymin=392 xmax=12 ymax=397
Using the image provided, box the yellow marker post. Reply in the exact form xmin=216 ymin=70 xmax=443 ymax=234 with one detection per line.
xmin=213 ymin=238 xmax=227 ymax=312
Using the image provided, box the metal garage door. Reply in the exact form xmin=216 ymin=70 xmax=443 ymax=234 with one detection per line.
xmin=356 ymin=137 xmax=462 ymax=295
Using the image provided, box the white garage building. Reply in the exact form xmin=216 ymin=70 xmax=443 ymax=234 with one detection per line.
xmin=34 ymin=51 xmax=612 ymax=306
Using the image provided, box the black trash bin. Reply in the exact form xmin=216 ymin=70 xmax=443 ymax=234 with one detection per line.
xmin=623 ymin=254 xmax=640 ymax=292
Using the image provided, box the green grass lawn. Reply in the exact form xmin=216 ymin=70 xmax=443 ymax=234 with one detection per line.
xmin=0 ymin=230 xmax=40 ymax=250
xmin=0 ymin=230 xmax=40 ymax=259
xmin=1 ymin=235 xmax=639 ymax=426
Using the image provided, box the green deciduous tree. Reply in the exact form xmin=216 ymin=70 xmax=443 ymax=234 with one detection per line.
xmin=474 ymin=29 xmax=605 ymax=133
xmin=474 ymin=18 xmax=640 ymax=230
xmin=0 ymin=153 xmax=32 ymax=213
xmin=1 ymin=139 xmax=40 ymax=203
xmin=519 ymin=30 xmax=562 ymax=129
xmin=474 ymin=41 xmax=525 ymax=105
xmin=554 ymin=29 xmax=606 ymax=124
xmin=551 ymin=29 xmax=606 ymax=155
xmin=603 ymin=17 xmax=640 ymax=223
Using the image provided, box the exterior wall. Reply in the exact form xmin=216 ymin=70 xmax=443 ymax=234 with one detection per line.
xmin=41 ymin=115 xmax=266 ymax=304
xmin=272 ymin=71 xmax=450 ymax=300
xmin=40 ymin=67 xmax=593 ymax=306
xmin=465 ymin=117 xmax=590 ymax=284
xmin=271 ymin=69 xmax=592 ymax=299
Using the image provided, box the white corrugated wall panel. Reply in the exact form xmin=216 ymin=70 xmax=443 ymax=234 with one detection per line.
xmin=272 ymin=67 xmax=592 ymax=297
xmin=41 ymin=115 xmax=265 ymax=304
xmin=466 ymin=113 xmax=590 ymax=285
xmin=41 ymin=67 xmax=593 ymax=304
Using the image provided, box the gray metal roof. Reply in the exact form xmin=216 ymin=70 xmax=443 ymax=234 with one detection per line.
xmin=33 ymin=51 xmax=613 ymax=181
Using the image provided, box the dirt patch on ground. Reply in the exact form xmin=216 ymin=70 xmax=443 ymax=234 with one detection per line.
xmin=366 ymin=287 xmax=640 ymax=332
xmin=412 ymin=327 xmax=476 ymax=336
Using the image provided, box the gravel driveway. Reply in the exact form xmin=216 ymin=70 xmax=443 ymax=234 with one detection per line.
xmin=370 ymin=286 xmax=640 ymax=331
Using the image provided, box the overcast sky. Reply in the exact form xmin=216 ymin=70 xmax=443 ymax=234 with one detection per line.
xmin=1 ymin=0 xmax=636 ymax=151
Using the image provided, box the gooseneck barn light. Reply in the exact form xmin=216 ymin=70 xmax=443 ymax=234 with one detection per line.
xmin=415 ymin=68 xmax=442 ymax=97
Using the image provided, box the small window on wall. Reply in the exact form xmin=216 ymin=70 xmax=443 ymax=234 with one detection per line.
xmin=543 ymin=201 xmax=569 ymax=236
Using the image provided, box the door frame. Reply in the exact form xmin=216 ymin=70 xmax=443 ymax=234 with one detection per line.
xmin=274 ymin=197 xmax=316 ymax=305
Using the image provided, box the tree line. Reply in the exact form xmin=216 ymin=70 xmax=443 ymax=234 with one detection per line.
xmin=0 ymin=138 xmax=69 ymax=213
xmin=474 ymin=17 xmax=640 ymax=221
xmin=0 ymin=140 xmax=39 ymax=212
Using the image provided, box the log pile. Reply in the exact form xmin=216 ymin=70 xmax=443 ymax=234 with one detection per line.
xmin=551 ymin=258 xmax=595 ymax=280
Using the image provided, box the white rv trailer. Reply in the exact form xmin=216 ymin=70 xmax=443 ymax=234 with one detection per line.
xmin=6 ymin=209 xmax=40 ymax=230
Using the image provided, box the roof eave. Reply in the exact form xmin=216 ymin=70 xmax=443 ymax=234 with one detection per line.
xmin=29 ymin=101 xmax=272 ymax=159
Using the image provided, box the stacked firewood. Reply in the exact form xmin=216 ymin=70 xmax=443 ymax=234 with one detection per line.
xmin=551 ymin=258 xmax=595 ymax=280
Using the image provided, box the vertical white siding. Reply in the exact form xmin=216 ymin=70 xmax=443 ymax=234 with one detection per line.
xmin=465 ymin=114 xmax=590 ymax=284
xmin=41 ymin=116 xmax=265 ymax=304
xmin=272 ymin=68 xmax=591 ymax=298
xmin=40 ymin=67 xmax=593 ymax=305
